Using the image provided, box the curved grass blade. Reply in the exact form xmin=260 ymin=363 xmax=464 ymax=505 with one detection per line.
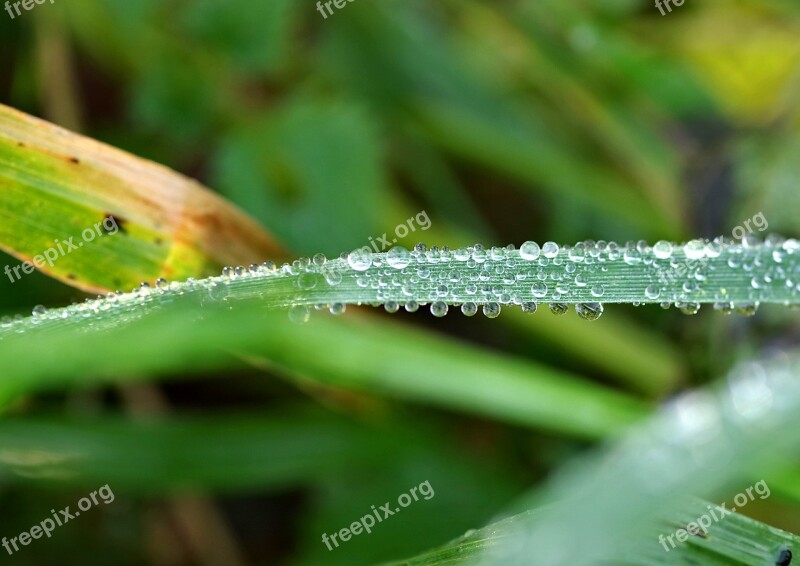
xmin=0 ymin=104 xmax=282 ymax=293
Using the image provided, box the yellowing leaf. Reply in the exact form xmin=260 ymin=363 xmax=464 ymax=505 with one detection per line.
xmin=0 ymin=104 xmax=283 ymax=293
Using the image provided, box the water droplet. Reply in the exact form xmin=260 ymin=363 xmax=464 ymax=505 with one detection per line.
xmin=430 ymin=301 xmax=449 ymax=317
xmin=705 ymin=239 xmax=723 ymax=258
xmin=156 ymin=278 xmax=169 ymax=290
xmin=32 ymin=305 xmax=47 ymax=318
xmin=576 ymin=302 xmax=603 ymax=320
xmin=521 ymin=302 xmax=538 ymax=313
xmin=645 ymin=284 xmax=661 ymax=300
xmin=734 ymin=302 xmax=759 ymax=317
xmin=298 ymin=273 xmax=317 ymax=290
xmin=208 ymin=282 xmax=230 ymax=301
xmin=549 ymin=303 xmax=568 ymax=316
xmin=531 ymin=282 xmax=548 ymax=298
xmin=542 ymin=242 xmax=559 ymax=258
xmin=591 ymin=285 xmax=605 ymax=298
xmin=324 ymin=269 xmax=342 ymax=286
xmin=520 ymin=241 xmax=541 ymax=260
xmin=623 ymin=248 xmax=642 ymax=265
xmin=684 ymin=239 xmax=706 ymax=260
xmin=288 ymin=306 xmax=311 ymax=324
xmin=221 ymin=266 xmax=234 ymax=279
xmin=347 ymin=249 xmax=373 ymax=271
xmin=713 ymin=302 xmax=734 ymax=315
xmin=384 ymin=301 xmax=400 ymax=313
xmin=568 ymin=243 xmax=586 ymax=262
xmin=677 ymin=302 xmax=701 ymax=315
xmin=405 ymin=301 xmax=419 ymax=313
xmin=483 ymin=302 xmax=501 ymax=318
xmin=653 ymin=241 xmax=673 ymax=259
xmin=457 ymin=302 xmax=476 ymax=316
xmin=329 ymin=303 xmax=346 ymax=315
xmin=386 ymin=246 xmax=411 ymax=269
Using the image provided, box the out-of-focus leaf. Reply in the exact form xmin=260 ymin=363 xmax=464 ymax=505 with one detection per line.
xmin=0 ymin=298 xmax=648 ymax=439
xmin=293 ymin=427 xmax=520 ymax=566
xmin=0 ymin=410 xmax=391 ymax=492
xmin=0 ymin=104 xmax=281 ymax=293
xmin=675 ymin=3 xmax=800 ymax=123
xmin=213 ymin=98 xmax=391 ymax=256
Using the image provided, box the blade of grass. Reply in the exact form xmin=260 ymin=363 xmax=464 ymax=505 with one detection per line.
xmin=0 ymin=104 xmax=282 ymax=293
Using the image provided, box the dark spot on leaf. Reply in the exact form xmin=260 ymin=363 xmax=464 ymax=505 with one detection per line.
xmin=113 ymin=279 xmax=122 ymax=286
xmin=155 ymin=237 xmax=163 ymax=245
xmin=102 ymin=213 xmax=127 ymax=234
xmin=66 ymin=274 xmax=76 ymax=280
xmin=17 ymin=142 xmax=25 ymax=147
xmin=777 ymin=549 xmax=792 ymax=566
xmin=69 ymin=156 xmax=80 ymax=164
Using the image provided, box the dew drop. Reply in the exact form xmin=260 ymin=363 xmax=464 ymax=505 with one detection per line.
xmin=384 ymin=301 xmax=400 ymax=313
xmin=405 ymin=301 xmax=419 ymax=313
xmin=386 ymin=246 xmax=411 ymax=269
xmin=208 ymin=282 xmax=230 ymax=301
xmin=288 ymin=305 xmax=311 ymax=324
xmin=705 ymin=239 xmax=723 ymax=258
xmin=347 ymin=249 xmax=373 ymax=271
xmin=645 ymin=284 xmax=661 ymax=300
xmin=430 ymin=301 xmax=449 ymax=317
xmin=461 ymin=302 xmax=478 ymax=316
xmin=653 ymin=241 xmax=673 ymax=259
xmin=156 ymin=278 xmax=169 ymax=290
xmin=713 ymin=302 xmax=734 ymax=315
xmin=734 ymin=302 xmax=759 ymax=317
xmin=32 ymin=304 xmax=47 ymax=318
xmin=324 ymin=270 xmax=342 ymax=286
xmin=684 ymin=239 xmax=706 ymax=260
xmin=677 ymin=302 xmax=701 ymax=315
xmin=521 ymin=301 xmax=538 ymax=313
xmin=575 ymin=302 xmax=604 ymax=321
xmin=549 ymin=303 xmax=568 ymax=316
xmin=298 ymin=273 xmax=318 ymax=290
xmin=568 ymin=243 xmax=586 ymax=262
xmin=623 ymin=248 xmax=642 ymax=265
xmin=520 ymin=241 xmax=541 ymax=260
xmin=482 ymin=302 xmax=501 ymax=318
xmin=542 ymin=241 xmax=559 ymax=258
xmin=329 ymin=303 xmax=346 ymax=315
xmin=531 ymin=282 xmax=548 ymax=298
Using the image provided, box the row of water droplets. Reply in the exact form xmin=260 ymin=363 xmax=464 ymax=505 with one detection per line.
xmin=3 ymin=235 xmax=797 ymax=334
